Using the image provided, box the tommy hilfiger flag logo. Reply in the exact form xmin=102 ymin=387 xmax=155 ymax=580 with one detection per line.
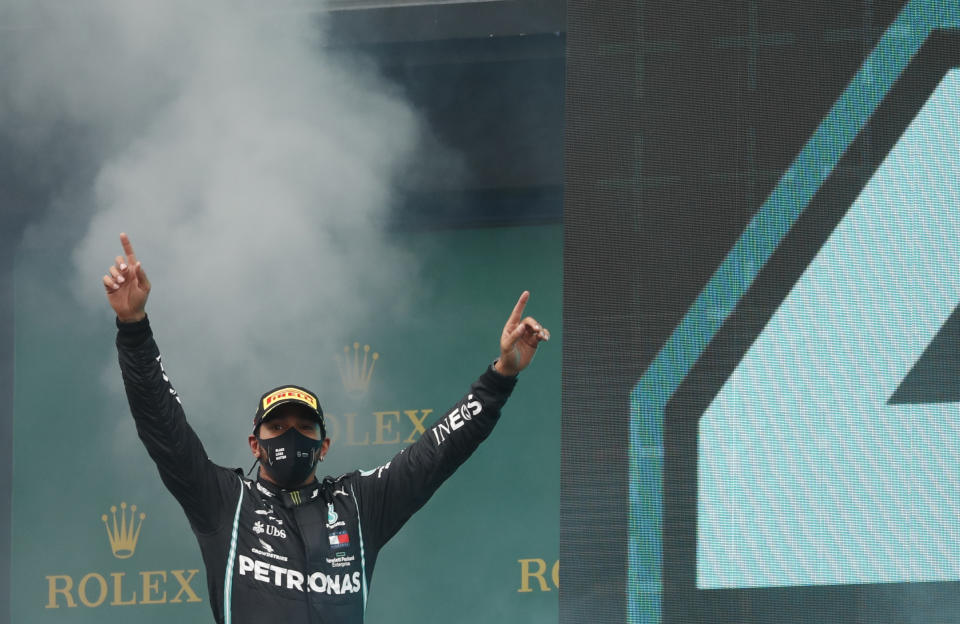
xmin=328 ymin=530 xmax=350 ymax=549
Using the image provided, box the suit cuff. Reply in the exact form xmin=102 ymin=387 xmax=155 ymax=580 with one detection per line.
xmin=116 ymin=314 xmax=152 ymax=348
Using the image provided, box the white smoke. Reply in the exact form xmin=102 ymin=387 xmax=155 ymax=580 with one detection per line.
xmin=3 ymin=0 xmax=431 ymax=451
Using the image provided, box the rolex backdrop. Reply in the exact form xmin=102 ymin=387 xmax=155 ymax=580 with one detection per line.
xmin=10 ymin=224 xmax=560 ymax=623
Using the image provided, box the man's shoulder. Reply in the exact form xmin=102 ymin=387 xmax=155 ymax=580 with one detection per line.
xmin=204 ymin=463 xmax=257 ymax=496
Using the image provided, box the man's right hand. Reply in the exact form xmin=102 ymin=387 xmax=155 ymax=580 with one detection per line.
xmin=103 ymin=232 xmax=151 ymax=323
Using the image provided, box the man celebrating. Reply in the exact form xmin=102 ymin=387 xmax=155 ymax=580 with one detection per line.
xmin=103 ymin=233 xmax=549 ymax=624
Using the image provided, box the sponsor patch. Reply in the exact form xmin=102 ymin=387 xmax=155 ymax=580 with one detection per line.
xmin=251 ymin=547 xmax=289 ymax=563
xmin=326 ymin=554 xmax=356 ymax=568
xmin=328 ymin=530 xmax=350 ymax=549
xmin=262 ymin=388 xmax=318 ymax=412
xmin=256 ymin=482 xmax=275 ymax=498
xmin=237 ymin=555 xmax=360 ymax=595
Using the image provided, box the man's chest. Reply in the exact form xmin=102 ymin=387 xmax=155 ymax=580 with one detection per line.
xmin=230 ymin=483 xmax=365 ymax=598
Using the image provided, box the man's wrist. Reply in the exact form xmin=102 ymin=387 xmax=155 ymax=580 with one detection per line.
xmin=492 ymin=358 xmax=518 ymax=377
xmin=117 ymin=311 xmax=147 ymax=323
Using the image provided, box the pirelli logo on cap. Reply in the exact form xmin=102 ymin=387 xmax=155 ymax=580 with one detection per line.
xmin=263 ymin=388 xmax=318 ymax=412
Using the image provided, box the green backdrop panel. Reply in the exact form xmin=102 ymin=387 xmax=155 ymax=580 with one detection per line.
xmin=11 ymin=223 xmax=560 ymax=623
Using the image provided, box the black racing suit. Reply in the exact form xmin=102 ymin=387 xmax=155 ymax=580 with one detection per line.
xmin=116 ymin=317 xmax=517 ymax=624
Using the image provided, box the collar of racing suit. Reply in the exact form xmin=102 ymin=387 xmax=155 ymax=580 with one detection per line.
xmin=255 ymin=474 xmax=335 ymax=508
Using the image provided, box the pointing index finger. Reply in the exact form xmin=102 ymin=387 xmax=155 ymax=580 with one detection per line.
xmin=507 ymin=291 xmax=530 ymax=326
xmin=120 ymin=232 xmax=138 ymax=266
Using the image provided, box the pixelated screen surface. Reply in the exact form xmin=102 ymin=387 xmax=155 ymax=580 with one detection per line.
xmin=564 ymin=1 xmax=960 ymax=623
xmin=698 ymin=68 xmax=960 ymax=589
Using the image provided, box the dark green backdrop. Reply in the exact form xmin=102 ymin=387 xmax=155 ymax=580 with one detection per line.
xmin=11 ymin=224 xmax=560 ymax=623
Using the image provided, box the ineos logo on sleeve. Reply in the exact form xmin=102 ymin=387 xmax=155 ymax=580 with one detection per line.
xmin=465 ymin=394 xmax=481 ymax=417
xmin=430 ymin=395 xmax=483 ymax=446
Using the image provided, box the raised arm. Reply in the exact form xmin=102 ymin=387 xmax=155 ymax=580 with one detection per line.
xmin=355 ymin=291 xmax=550 ymax=547
xmin=105 ymin=233 xmax=227 ymax=533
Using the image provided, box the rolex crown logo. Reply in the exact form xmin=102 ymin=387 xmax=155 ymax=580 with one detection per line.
xmin=336 ymin=342 xmax=379 ymax=396
xmin=102 ymin=502 xmax=146 ymax=559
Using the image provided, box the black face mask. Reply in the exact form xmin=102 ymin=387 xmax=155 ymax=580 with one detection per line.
xmin=257 ymin=427 xmax=324 ymax=489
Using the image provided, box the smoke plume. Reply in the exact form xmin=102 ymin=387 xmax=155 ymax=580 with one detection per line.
xmin=2 ymin=0 xmax=428 ymax=453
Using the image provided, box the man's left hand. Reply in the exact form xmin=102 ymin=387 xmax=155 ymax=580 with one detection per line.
xmin=494 ymin=291 xmax=550 ymax=376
